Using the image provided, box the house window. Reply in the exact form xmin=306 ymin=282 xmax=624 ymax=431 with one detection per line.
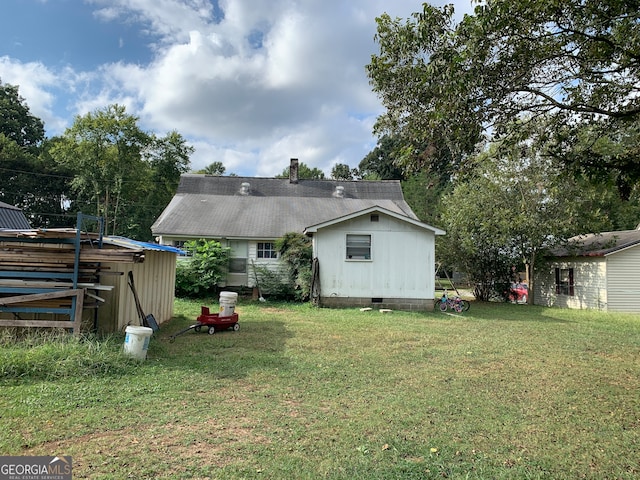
xmin=174 ymin=240 xmax=193 ymax=257
xmin=257 ymin=242 xmax=278 ymax=259
xmin=346 ymin=234 xmax=371 ymax=260
xmin=555 ymin=267 xmax=574 ymax=296
xmin=229 ymin=258 xmax=247 ymax=273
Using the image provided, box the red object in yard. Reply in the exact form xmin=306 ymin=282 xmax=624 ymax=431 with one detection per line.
xmin=508 ymin=283 xmax=529 ymax=303
xmin=169 ymin=305 xmax=239 ymax=341
xmin=196 ymin=306 xmax=239 ymax=334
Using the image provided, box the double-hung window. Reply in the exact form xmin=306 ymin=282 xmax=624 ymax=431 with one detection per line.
xmin=257 ymin=242 xmax=278 ymax=259
xmin=346 ymin=234 xmax=371 ymax=260
xmin=555 ymin=267 xmax=574 ymax=296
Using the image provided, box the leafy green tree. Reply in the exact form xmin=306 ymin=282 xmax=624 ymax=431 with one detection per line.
xmin=0 ymin=83 xmax=72 ymax=227
xmin=175 ymin=240 xmax=230 ymax=298
xmin=51 ymin=105 xmax=150 ymax=235
xmin=50 ymin=105 xmax=192 ymax=238
xmin=401 ymin=170 xmax=450 ymax=229
xmin=0 ymin=80 xmax=45 ymax=151
xmin=196 ymin=161 xmax=226 ymax=175
xmin=134 ymin=131 xmax=193 ymax=240
xmin=277 ymin=162 xmax=325 ymax=180
xmin=443 ymin=119 xmax=613 ymax=302
xmin=330 ymin=163 xmax=358 ymax=180
xmin=358 ymin=135 xmax=405 ymax=180
xmin=366 ymin=1 xmax=640 ymax=191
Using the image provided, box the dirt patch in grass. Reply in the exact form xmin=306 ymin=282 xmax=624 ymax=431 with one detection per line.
xmin=25 ymin=417 xmax=270 ymax=478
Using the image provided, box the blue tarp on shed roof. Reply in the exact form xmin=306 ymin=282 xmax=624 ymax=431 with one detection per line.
xmin=103 ymin=236 xmax=185 ymax=255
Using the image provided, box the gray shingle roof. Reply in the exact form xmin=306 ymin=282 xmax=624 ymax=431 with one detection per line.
xmin=0 ymin=202 xmax=31 ymax=230
xmin=152 ymin=175 xmax=418 ymax=238
xmin=553 ymin=230 xmax=640 ymax=257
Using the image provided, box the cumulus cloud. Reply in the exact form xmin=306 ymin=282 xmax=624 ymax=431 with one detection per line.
xmin=1 ymin=0 xmax=475 ymax=176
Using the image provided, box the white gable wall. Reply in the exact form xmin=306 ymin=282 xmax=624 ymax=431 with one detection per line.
xmin=313 ymin=212 xmax=435 ymax=308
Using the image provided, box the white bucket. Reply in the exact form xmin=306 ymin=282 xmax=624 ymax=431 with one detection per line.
xmin=124 ymin=326 xmax=153 ymax=360
xmin=219 ymin=291 xmax=238 ymax=317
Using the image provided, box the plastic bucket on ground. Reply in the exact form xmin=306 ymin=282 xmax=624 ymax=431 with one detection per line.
xmin=219 ymin=291 xmax=238 ymax=317
xmin=124 ymin=326 xmax=153 ymax=360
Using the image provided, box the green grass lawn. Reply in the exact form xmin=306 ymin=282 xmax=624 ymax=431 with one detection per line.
xmin=1 ymin=300 xmax=639 ymax=479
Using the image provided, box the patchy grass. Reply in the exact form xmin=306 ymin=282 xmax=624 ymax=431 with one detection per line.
xmin=1 ymin=300 xmax=639 ymax=479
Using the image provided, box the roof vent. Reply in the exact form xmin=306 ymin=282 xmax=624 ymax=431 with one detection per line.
xmin=239 ymin=182 xmax=251 ymax=195
xmin=333 ymin=185 xmax=345 ymax=198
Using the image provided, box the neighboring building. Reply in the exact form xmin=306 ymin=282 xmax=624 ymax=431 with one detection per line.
xmin=535 ymin=229 xmax=640 ymax=312
xmin=152 ymin=159 xmax=445 ymax=310
xmin=0 ymin=202 xmax=31 ymax=229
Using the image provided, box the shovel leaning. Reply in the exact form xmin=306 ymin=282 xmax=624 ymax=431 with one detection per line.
xmin=127 ymin=271 xmax=159 ymax=332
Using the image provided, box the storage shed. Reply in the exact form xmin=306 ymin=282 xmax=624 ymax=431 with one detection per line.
xmin=0 ymin=220 xmax=182 ymax=334
xmin=96 ymin=237 xmax=183 ymax=333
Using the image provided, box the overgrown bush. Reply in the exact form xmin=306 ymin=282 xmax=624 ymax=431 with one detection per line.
xmin=175 ymin=239 xmax=230 ymax=298
xmin=275 ymin=232 xmax=313 ymax=301
xmin=252 ymin=264 xmax=295 ymax=300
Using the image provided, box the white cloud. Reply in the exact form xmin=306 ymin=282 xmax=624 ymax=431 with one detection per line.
xmin=1 ymin=0 xmax=476 ymax=176
xmin=0 ymin=56 xmax=67 ymax=133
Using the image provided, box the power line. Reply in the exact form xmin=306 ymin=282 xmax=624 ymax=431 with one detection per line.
xmin=0 ymin=166 xmax=187 ymax=186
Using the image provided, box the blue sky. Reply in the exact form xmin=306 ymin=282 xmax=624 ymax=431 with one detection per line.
xmin=0 ymin=0 xmax=474 ymax=176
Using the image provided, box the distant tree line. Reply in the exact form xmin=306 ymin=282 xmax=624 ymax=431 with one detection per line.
xmin=0 ymin=80 xmax=192 ymax=240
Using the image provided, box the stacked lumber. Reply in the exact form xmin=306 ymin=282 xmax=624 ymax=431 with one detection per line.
xmin=0 ymin=228 xmax=144 ymax=314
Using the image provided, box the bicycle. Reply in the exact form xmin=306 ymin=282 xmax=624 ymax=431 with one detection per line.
xmin=437 ymin=291 xmax=470 ymax=313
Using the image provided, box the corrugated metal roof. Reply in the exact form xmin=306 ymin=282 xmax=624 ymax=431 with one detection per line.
xmin=0 ymin=202 xmax=31 ymax=230
xmin=553 ymin=230 xmax=640 ymax=257
xmin=152 ymin=175 xmax=419 ymax=238
xmin=103 ymin=236 xmax=185 ymax=254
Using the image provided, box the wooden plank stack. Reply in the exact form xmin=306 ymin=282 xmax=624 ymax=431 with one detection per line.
xmin=0 ymin=228 xmax=145 ymax=334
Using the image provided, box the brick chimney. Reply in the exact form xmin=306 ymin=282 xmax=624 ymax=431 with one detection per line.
xmin=289 ymin=158 xmax=299 ymax=184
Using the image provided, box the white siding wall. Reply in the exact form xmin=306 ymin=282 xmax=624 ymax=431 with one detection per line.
xmin=313 ymin=213 xmax=435 ymax=299
xmin=247 ymin=240 xmax=286 ymax=289
xmin=534 ymin=258 xmax=607 ymax=310
xmin=605 ymin=246 xmax=640 ymax=312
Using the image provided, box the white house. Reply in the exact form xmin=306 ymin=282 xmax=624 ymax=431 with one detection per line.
xmin=305 ymin=206 xmax=444 ymax=310
xmin=151 ymin=159 xmax=445 ymax=310
xmin=535 ymin=229 xmax=640 ymax=312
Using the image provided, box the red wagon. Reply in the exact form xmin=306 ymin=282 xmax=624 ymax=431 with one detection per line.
xmin=169 ymin=306 xmax=239 ymax=341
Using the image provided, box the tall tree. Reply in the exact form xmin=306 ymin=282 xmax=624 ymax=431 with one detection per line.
xmin=136 ymin=130 xmax=193 ymax=240
xmin=0 ymin=83 xmax=71 ymax=226
xmin=50 ymin=105 xmax=192 ymax=239
xmin=443 ymin=119 xmax=614 ymax=302
xmin=330 ymin=163 xmax=358 ymax=180
xmin=358 ymin=135 xmax=405 ymax=180
xmin=197 ymin=161 xmax=225 ymax=175
xmin=51 ymin=105 xmax=150 ymax=235
xmin=366 ymin=1 xmax=640 ymax=190
xmin=0 ymin=80 xmax=45 ymax=151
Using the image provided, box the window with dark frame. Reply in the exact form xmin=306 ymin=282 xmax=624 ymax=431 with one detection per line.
xmin=346 ymin=234 xmax=371 ymax=260
xmin=229 ymin=257 xmax=247 ymax=273
xmin=257 ymin=242 xmax=278 ymax=259
xmin=555 ymin=267 xmax=574 ymax=296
